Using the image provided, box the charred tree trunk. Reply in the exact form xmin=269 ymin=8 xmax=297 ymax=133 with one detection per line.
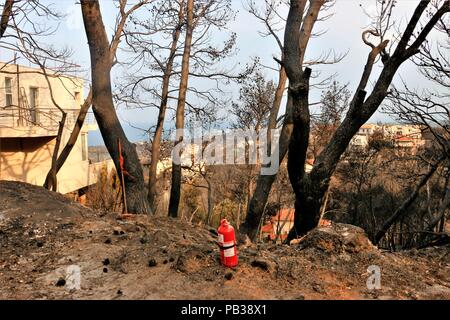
xmin=81 ymin=0 xmax=150 ymax=214
xmin=168 ymin=0 xmax=194 ymax=218
xmin=240 ymin=2 xmax=289 ymax=238
xmin=281 ymin=0 xmax=449 ymax=242
xmin=45 ymin=113 xmax=67 ymax=191
xmin=45 ymin=90 xmax=92 ymax=181
xmin=240 ymin=64 xmax=291 ymax=239
xmin=148 ymin=15 xmax=183 ymax=213
xmin=38 ymin=66 xmax=67 ymax=192
xmin=0 ymin=0 xmax=13 ymax=38
xmin=282 ymin=0 xmax=324 ymax=242
xmin=266 ymin=65 xmax=288 ymax=151
xmin=240 ymin=0 xmax=318 ymax=240
xmin=50 ymin=1 xmax=147 ymax=184
xmin=285 ymin=67 xmax=319 ymax=241
xmin=241 ymin=120 xmax=293 ymax=239
xmin=242 ymin=1 xmax=450 ymax=241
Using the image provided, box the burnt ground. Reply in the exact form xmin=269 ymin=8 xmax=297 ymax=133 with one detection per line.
xmin=0 ymin=180 xmax=448 ymax=300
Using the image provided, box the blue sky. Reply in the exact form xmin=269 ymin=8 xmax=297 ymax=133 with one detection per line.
xmin=0 ymin=0 xmax=440 ymax=145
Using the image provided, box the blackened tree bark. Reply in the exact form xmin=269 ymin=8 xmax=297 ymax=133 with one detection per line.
xmin=148 ymin=5 xmax=184 ymax=213
xmin=81 ymin=0 xmax=150 ymax=214
xmin=50 ymin=91 xmax=92 ymax=175
xmin=241 ymin=0 xmax=315 ymax=240
xmin=40 ymin=68 xmax=67 ymax=192
xmin=241 ymin=0 xmax=450 ymax=242
xmin=282 ymin=0 xmax=323 ymax=241
xmin=0 ymin=0 xmax=13 ymax=38
xmin=168 ymin=0 xmax=194 ymax=218
xmin=49 ymin=0 xmax=147 ymax=184
xmin=284 ymin=0 xmax=450 ymax=242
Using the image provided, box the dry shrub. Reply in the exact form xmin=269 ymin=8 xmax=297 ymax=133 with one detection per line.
xmin=86 ymin=163 xmax=122 ymax=212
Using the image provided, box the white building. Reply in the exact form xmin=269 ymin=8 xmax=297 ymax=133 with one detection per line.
xmin=350 ymin=123 xmax=424 ymax=150
xmin=0 ymin=62 xmax=112 ymax=194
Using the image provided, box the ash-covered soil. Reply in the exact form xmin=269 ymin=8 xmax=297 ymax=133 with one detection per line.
xmin=0 ymin=181 xmax=448 ymax=300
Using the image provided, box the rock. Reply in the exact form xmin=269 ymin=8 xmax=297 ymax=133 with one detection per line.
xmin=425 ymin=284 xmax=450 ymax=297
xmin=117 ymin=289 xmax=123 ymax=295
xmin=297 ymin=223 xmax=377 ymax=254
xmin=103 ymin=267 xmax=108 ymax=273
xmin=148 ymin=259 xmax=158 ymax=267
xmin=148 ymin=230 xmax=170 ymax=244
xmin=224 ymin=272 xmax=233 ymax=280
xmin=312 ymin=283 xmax=325 ymax=293
xmin=250 ymin=258 xmax=276 ymax=273
xmin=104 ymin=238 xmax=112 ymax=244
xmin=55 ymin=278 xmax=66 ymax=287
xmin=174 ymin=255 xmax=187 ymax=272
xmin=103 ymin=258 xmax=110 ymax=266
xmin=237 ymin=233 xmax=252 ymax=248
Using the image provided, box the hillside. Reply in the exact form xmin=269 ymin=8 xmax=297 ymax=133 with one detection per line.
xmin=0 ymin=181 xmax=448 ymax=300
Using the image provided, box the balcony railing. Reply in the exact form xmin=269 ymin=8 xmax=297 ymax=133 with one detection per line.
xmin=0 ymin=106 xmax=96 ymax=130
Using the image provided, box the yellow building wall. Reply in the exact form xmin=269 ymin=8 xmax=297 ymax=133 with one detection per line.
xmin=0 ymin=62 xmax=107 ymax=194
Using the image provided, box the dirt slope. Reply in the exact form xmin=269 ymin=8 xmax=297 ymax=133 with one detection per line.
xmin=0 ymin=181 xmax=448 ymax=300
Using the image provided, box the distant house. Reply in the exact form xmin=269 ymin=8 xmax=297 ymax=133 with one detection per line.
xmin=350 ymin=123 xmax=378 ymax=148
xmin=261 ymin=208 xmax=295 ymax=241
xmin=0 ymin=62 xmax=113 ymax=195
xmin=350 ymin=123 xmax=425 ymax=152
xmin=261 ymin=207 xmax=333 ymax=242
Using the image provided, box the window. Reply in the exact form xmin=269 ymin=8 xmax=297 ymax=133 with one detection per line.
xmin=5 ymin=77 xmax=12 ymax=107
xmin=81 ymin=133 xmax=87 ymax=161
xmin=74 ymin=91 xmax=81 ymax=105
xmin=29 ymin=87 xmax=39 ymax=123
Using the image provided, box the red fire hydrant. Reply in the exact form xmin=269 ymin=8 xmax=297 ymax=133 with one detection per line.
xmin=217 ymin=219 xmax=238 ymax=267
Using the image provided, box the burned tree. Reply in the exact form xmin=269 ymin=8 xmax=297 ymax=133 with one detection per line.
xmin=0 ymin=0 xmax=13 ymax=39
xmin=80 ymin=0 xmax=150 ymax=214
xmin=47 ymin=0 xmax=149 ymax=186
xmin=241 ymin=0 xmax=343 ymax=239
xmin=119 ymin=0 xmax=242 ymax=216
xmin=120 ymin=0 xmax=186 ymax=213
xmin=168 ymin=0 xmax=194 ymax=217
xmin=230 ymin=68 xmax=276 ymax=214
xmin=374 ymin=2 xmax=450 ymax=245
xmin=242 ymin=0 xmax=450 ymax=242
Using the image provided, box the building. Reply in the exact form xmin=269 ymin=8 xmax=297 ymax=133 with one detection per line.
xmin=0 ymin=62 xmax=112 ymax=194
xmin=350 ymin=123 xmax=425 ymax=151
xmin=261 ymin=208 xmax=332 ymax=242
xmin=261 ymin=208 xmax=295 ymax=241
xmin=350 ymin=123 xmax=376 ymax=147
